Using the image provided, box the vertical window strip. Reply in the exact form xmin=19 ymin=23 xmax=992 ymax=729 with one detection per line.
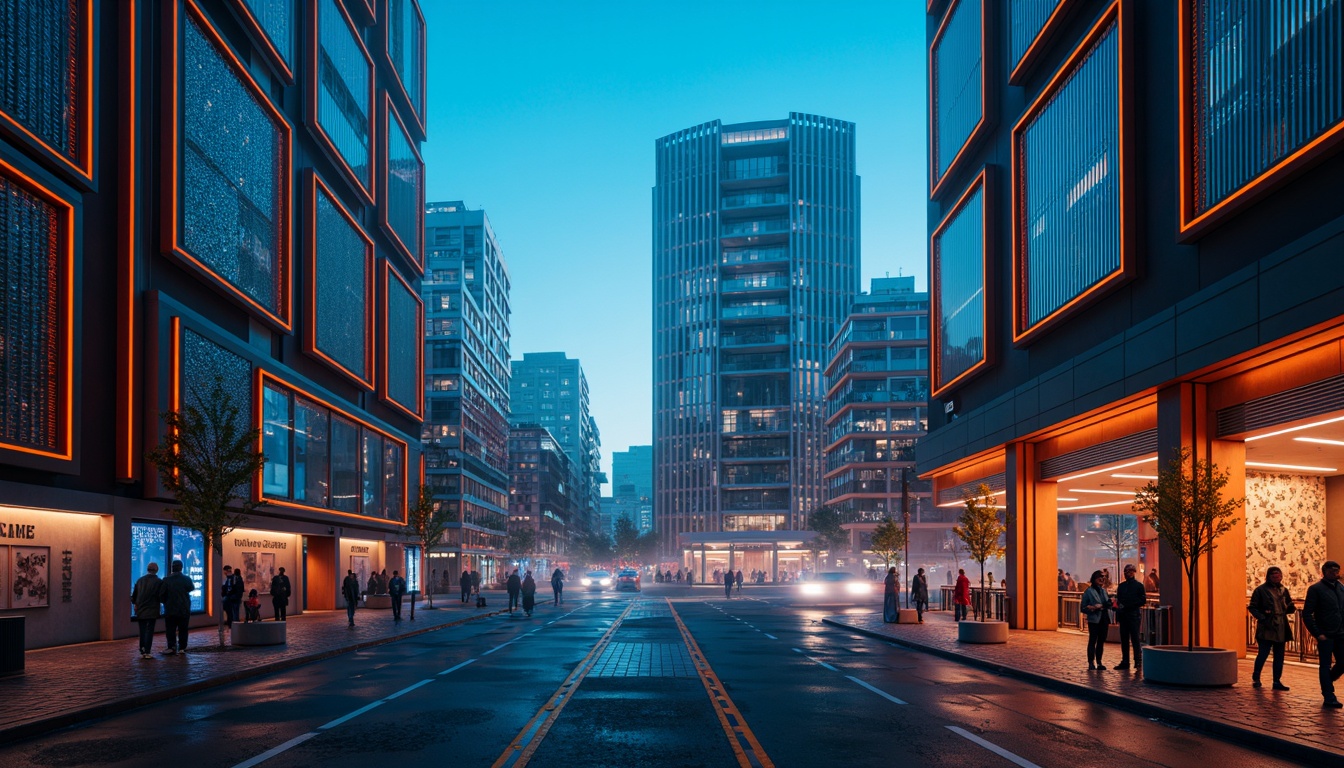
xmin=1009 ymin=0 xmax=1065 ymax=73
xmin=932 ymin=0 xmax=984 ymax=181
xmin=317 ymin=0 xmax=371 ymax=193
xmin=1019 ymin=18 xmax=1120 ymax=330
xmin=0 ymin=0 xmax=83 ymax=169
xmin=313 ymin=183 xmax=370 ymax=382
xmin=933 ymin=184 xmax=986 ymax=392
xmin=237 ymin=0 xmax=294 ymax=72
xmin=1193 ymin=0 xmax=1344 ymax=215
xmin=385 ymin=103 xmax=423 ymax=263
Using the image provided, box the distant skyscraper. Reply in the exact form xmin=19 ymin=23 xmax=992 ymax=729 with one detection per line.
xmin=510 ymin=352 xmax=603 ymax=534
xmin=508 ymin=424 xmax=575 ymax=572
xmin=423 ymin=201 xmax=513 ymax=582
xmin=611 ymin=445 xmax=653 ymax=536
xmin=653 ymin=114 xmax=859 ymax=576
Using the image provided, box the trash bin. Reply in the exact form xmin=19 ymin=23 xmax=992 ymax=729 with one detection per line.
xmin=0 ymin=615 xmax=24 ymax=677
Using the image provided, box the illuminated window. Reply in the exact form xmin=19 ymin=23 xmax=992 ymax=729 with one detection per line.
xmin=930 ymin=0 xmax=986 ymax=196
xmin=931 ymin=172 xmax=988 ymax=396
xmin=1184 ymin=0 xmax=1344 ymax=231
xmin=309 ymin=174 xmax=372 ymax=385
xmin=383 ymin=98 xmax=424 ymax=267
xmin=1013 ymin=6 xmax=1127 ymax=342
xmin=0 ymin=0 xmax=92 ymax=178
xmin=386 ymin=0 xmax=425 ymax=123
xmin=384 ymin=266 xmax=423 ymax=417
xmin=232 ymin=0 xmax=294 ymax=77
xmin=312 ymin=0 xmax=373 ymax=198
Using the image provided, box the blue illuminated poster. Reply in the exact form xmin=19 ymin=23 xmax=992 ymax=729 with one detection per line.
xmin=130 ymin=522 xmax=168 ymax=618
xmin=172 ymin=526 xmax=207 ymax=613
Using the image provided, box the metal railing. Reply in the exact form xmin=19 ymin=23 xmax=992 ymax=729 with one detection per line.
xmin=937 ymin=585 xmax=1006 ymax=621
xmin=1246 ymin=611 xmax=1319 ymax=662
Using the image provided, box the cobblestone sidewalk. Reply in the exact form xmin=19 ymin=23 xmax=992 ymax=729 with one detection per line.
xmin=0 ymin=597 xmax=501 ymax=744
xmin=825 ymin=610 xmax=1342 ymax=765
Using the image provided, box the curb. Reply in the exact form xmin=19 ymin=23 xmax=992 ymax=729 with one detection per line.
xmin=824 ymin=618 xmax=1340 ymax=768
xmin=0 ymin=608 xmax=507 ymax=746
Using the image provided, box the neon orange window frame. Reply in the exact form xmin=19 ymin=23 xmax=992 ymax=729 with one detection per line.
xmin=1008 ymin=0 xmax=1077 ymax=85
xmin=382 ymin=0 xmax=427 ymax=138
xmin=225 ymin=0 xmax=297 ymax=84
xmin=307 ymin=0 xmax=377 ymax=206
xmin=929 ymin=0 xmax=991 ymax=200
xmin=381 ymin=261 xmax=424 ymax=421
xmin=306 ymin=170 xmax=376 ymax=390
xmin=380 ymin=94 xmax=425 ymax=273
xmin=930 ymin=168 xmax=993 ymax=399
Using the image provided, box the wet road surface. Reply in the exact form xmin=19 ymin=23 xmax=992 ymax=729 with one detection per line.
xmin=0 ymin=586 xmax=1310 ymax=767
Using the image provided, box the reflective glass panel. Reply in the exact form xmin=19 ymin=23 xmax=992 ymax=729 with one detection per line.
xmin=294 ymin=397 xmax=329 ymax=507
xmin=932 ymin=0 xmax=983 ymax=181
xmin=313 ymin=183 xmax=369 ymax=380
xmin=237 ymin=0 xmax=294 ymax=70
xmin=262 ymin=384 xmax=290 ymax=497
xmin=330 ymin=414 xmax=360 ymax=513
xmin=932 ymin=182 xmax=985 ymax=391
xmin=386 ymin=271 xmax=420 ymax=411
xmin=387 ymin=0 xmax=424 ymax=116
xmin=362 ymin=429 xmax=383 ymax=515
xmin=316 ymin=0 xmax=371 ymax=191
xmin=385 ymin=104 xmax=423 ymax=264
xmin=383 ymin=439 xmax=403 ymax=519
xmin=0 ymin=0 xmax=83 ymax=165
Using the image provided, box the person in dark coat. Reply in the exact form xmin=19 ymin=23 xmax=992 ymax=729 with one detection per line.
xmin=1113 ymin=564 xmax=1146 ymax=670
xmin=460 ymin=569 xmax=473 ymax=603
xmin=221 ymin=564 xmax=244 ymax=628
xmin=551 ymin=568 xmax=565 ymax=606
xmin=1081 ymin=570 xmax=1112 ymax=671
xmin=911 ymin=567 xmax=929 ymax=623
xmin=342 ymin=570 xmax=362 ymax=627
xmin=723 ymin=571 xmax=733 ymax=599
xmin=388 ymin=570 xmax=407 ymax=621
xmin=270 ymin=567 xmax=291 ymax=621
xmin=471 ymin=570 xmax=481 ymax=595
xmin=735 ymin=570 xmax=744 ymax=594
xmin=131 ymin=562 xmax=163 ymax=659
xmin=1248 ymin=565 xmax=1296 ymax=690
xmin=521 ymin=571 xmax=537 ymax=617
xmin=160 ymin=560 xmax=194 ymax=654
xmin=883 ymin=567 xmax=899 ymax=623
xmin=1303 ymin=560 xmax=1344 ymax=707
xmin=506 ymin=570 xmax=522 ymax=613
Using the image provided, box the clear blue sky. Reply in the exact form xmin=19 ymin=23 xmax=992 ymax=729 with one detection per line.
xmin=420 ymin=1 xmax=928 ymax=491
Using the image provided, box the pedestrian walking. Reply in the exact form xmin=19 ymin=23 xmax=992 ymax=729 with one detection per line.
xmin=461 ymin=569 xmax=473 ymax=603
xmin=160 ymin=560 xmax=194 ymax=654
xmin=507 ymin=569 xmax=522 ymax=613
xmin=1082 ymin=570 xmax=1112 ymax=671
xmin=270 ymin=567 xmax=291 ymax=621
xmin=522 ymin=571 xmax=537 ymax=617
xmin=342 ymin=569 xmax=361 ymax=627
xmin=686 ymin=571 xmax=693 ymax=587
xmin=471 ymin=569 xmax=481 ymax=595
xmin=221 ymin=564 xmax=243 ymax=628
xmin=723 ymin=573 xmax=733 ymax=600
xmin=1248 ymin=566 xmax=1296 ymax=690
xmin=1144 ymin=568 xmax=1159 ymax=592
xmin=735 ymin=570 xmax=744 ymax=594
xmin=551 ymin=567 xmax=565 ymax=606
xmin=1113 ymin=564 xmax=1145 ymax=670
xmin=131 ymin=562 xmax=162 ymax=659
xmin=953 ymin=569 xmax=971 ymax=622
xmin=883 ymin=567 xmax=899 ymax=623
xmin=388 ymin=570 xmax=407 ymax=621
xmin=1303 ymin=560 xmax=1344 ymax=708
xmin=911 ymin=567 xmax=929 ymax=623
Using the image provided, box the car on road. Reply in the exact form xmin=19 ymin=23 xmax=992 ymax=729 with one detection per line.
xmin=580 ymin=570 xmax=613 ymax=591
xmin=615 ymin=569 xmax=641 ymax=592
xmin=796 ymin=571 xmax=874 ymax=604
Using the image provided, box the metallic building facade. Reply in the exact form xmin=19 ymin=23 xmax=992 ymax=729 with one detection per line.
xmin=653 ymin=115 xmax=860 ymax=555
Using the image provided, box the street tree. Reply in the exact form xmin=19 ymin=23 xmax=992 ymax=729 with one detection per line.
xmin=1133 ymin=448 xmax=1241 ymax=652
xmin=146 ymin=375 xmax=265 ymax=647
xmin=403 ymin=485 xmax=456 ymax=608
xmin=613 ymin=515 xmax=642 ymax=564
xmin=506 ymin=526 xmax=538 ymax=572
xmin=807 ymin=505 xmax=848 ymax=570
xmin=869 ymin=517 xmax=906 ymax=571
xmin=1096 ymin=513 xmax=1138 ymax=588
xmin=572 ymin=530 xmax=613 ymax=569
xmin=952 ymin=483 xmax=1007 ymax=621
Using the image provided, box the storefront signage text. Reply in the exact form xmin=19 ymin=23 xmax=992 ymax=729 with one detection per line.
xmin=350 ymin=546 xmax=370 ymax=553
xmin=233 ymin=537 xmax=287 ymax=550
xmin=0 ymin=523 xmax=37 ymax=539
xmin=61 ymin=550 xmax=72 ymax=603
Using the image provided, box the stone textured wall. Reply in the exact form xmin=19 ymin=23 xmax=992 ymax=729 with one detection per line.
xmin=1244 ymin=471 xmax=1327 ymax=597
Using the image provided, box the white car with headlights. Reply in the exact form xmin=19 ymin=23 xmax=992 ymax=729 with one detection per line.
xmin=796 ymin=571 xmax=874 ymax=604
xmin=580 ymin=570 xmax=613 ymax=591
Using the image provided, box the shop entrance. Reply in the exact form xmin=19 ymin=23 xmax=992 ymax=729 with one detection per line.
xmin=304 ymin=535 xmax=336 ymax=610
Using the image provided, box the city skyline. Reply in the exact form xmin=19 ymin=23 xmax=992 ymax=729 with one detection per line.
xmin=419 ymin=1 xmax=926 ymax=489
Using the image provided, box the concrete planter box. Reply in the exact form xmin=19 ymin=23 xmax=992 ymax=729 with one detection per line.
xmin=363 ymin=595 xmax=392 ymax=609
xmin=230 ymin=621 xmax=286 ymax=646
xmin=958 ymin=620 xmax=1009 ymax=644
xmin=896 ymin=608 xmax=921 ymax=624
xmin=1142 ymin=645 xmax=1238 ymax=687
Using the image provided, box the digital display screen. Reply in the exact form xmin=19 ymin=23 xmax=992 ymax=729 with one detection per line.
xmin=130 ymin=521 xmax=207 ymax=616
xmin=172 ymin=526 xmax=207 ymax=613
xmin=130 ymin=522 xmax=168 ymax=618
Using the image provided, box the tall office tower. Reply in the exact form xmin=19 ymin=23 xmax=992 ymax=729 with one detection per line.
xmin=611 ymin=445 xmax=653 ymax=534
xmin=507 ymin=424 xmax=575 ymax=573
xmin=423 ymin=202 xmax=513 ymax=584
xmin=509 ymin=352 xmax=603 ymax=534
xmin=653 ymin=115 xmax=859 ymax=574
xmin=823 ymin=276 xmax=940 ymax=570
xmin=0 ymin=0 xmax=426 ymax=649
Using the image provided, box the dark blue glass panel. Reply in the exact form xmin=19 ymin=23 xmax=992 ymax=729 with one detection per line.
xmin=932 ymin=0 xmax=982 ymax=180
xmin=388 ymin=0 xmax=423 ymax=117
xmin=317 ymin=0 xmax=371 ymax=192
xmin=237 ymin=0 xmax=294 ymax=70
xmin=387 ymin=272 xmax=420 ymax=410
xmin=182 ymin=328 xmax=251 ymax=424
xmin=1009 ymin=0 xmax=1064 ymax=71
xmin=933 ymin=184 xmax=985 ymax=389
xmin=383 ymin=439 xmax=403 ymax=519
xmin=314 ymin=184 xmax=368 ymax=380
xmin=385 ymin=106 xmax=422 ymax=262
xmin=0 ymin=0 xmax=81 ymax=164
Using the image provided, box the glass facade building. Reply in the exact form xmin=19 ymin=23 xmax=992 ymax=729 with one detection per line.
xmin=508 ymin=424 xmax=575 ymax=574
xmin=653 ymin=115 xmax=860 ymax=559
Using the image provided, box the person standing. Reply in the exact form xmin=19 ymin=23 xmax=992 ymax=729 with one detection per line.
xmin=521 ymin=571 xmax=537 ymax=617
xmin=270 ymin=566 xmax=291 ymax=622
xmin=911 ymin=567 xmax=929 ymax=623
xmin=388 ymin=570 xmax=407 ymax=621
xmin=735 ymin=570 xmax=744 ymax=595
xmin=1081 ymin=570 xmax=1112 ymax=671
xmin=883 ymin=567 xmax=899 ymax=623
xmin=1113 ymin=564 xmax=1146 ymax=670
xmin=160 ymin=560 xmax=194 ymax=655
xmin=1144 ymin=568 xmax=1159 ymax=593
xmin=1303 ymin=560 xmax=1344 ymax=708
xmin=221 ymin=565 xmax=244 ymax=628
xmin=131 ymin=562 xmax=163 ymax=660
xmin=953 ymin=569 xmax=971 ymax=622
xmin=685 ymin=571 xmax=693 ymax=587
xmin=551 ymin=567 xmax=565 ymax=606
xmin=723 ymin=572 xmax=733 ymax=600
xmin=506 ymin=569 xmax=522 ymax=613
xmin=460 ymin=569 xmax=473 ymax=604
xmin=1248 ymin=566 xmax=1296 ymax=690
xmin=471 ymin=570 xmax=481 ymax=596
xmin=342 ymin=569 xmax=361 ymax=627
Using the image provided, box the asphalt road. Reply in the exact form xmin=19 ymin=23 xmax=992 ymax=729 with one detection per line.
xmin=0 ymin=585 xmax=1308 ymax=767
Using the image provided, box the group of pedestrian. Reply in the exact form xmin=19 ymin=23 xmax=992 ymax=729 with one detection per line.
xmin=340 ymin=568 xmax=408 ymax=625
xmin=722 ymin=569 xmax=744 ymax=598
xmin=1079 ymin=565 xmax=1146 ymax=671
xmin=130 ymin=560 xmax=195 ymax=658
xmin=459 ymin=569 xmax=483 ymax=603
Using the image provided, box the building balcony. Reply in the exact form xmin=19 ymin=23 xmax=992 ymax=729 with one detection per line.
xmin=721 ymin=331 xmax=790 ymax=349
xmin=721 ymin=354 xmax=789 ymax=373
xmin=721 ymin=419 xmax=789 ymax=436
xmin=722 ymin=247 xmax=789 ymax=266
xmin=828 ymin=389 xmax=928 ymax=408
xmin=721 ymin=218 xmax=790 ymax=237
xmin=722 ymin=191 xmax=791 ymax=210
xmin=721 ymin=275 xmax=789 ymax=293
xmin=721 ymin=304 xmax=789 ymax=320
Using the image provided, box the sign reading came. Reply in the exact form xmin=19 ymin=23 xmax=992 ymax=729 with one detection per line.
xmin=0 ymin=523 xmax=37 ymax=539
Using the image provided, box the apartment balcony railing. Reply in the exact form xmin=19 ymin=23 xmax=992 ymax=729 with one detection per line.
xmin=721 ymin=355 xmax=789 ymax=372
xmin=722 ymin=192 xmax=791 ymax=209
xmin=721 ymin=276 xmax=789 ymax=292
xmin=722 ymin=247 xmax=789 ymax=265
xmin=722 ymin=499 xmax=789 ymax=511
xmin=721 ymin=304 xmax=789 ymax=319
xmin=723 ymin=164 xmax=786 ymax=181
xmin=721 ymin=445 xmax=790 ymax=459
xmin=722 ymin=418 xmax=789 ymax=435
xmin=722 ymin=332 xmax=790 ymax=348
xmin=722 ymin=219 xmax=790 ymax=237
xmin=723 ymin=472 xmax=791 ymax=486
xmin=830 ymin=389 xmax=928 ymax=407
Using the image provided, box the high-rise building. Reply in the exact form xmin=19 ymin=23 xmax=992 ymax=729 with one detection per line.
xmin=507 ymin=424 xmax=574 ymax=573
xmin=823 ymin=276 xmax=939 ymax=572
xmin=653 ymin=115 xmax=859 ymax=579
xmin=0 ymin=0 xmax=426 ymax=649
xmin=611 ymin=445 xmax=654 ymax=503
xmin=509 ymin=352 xmax=602 ymax=534
xmin=422 ymin=201 xmax=512 ymax=585
xmin=919 ymin=0 xmax=1344 ymax=651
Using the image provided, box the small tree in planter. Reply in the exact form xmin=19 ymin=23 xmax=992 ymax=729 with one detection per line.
xmin=953 ymin=484 xmax=1006 ymax=621
xmin=869 ymin=517 xmax=906 ymax=573
xmin=403 ymin=485 xmax=456 ymax=609
xmin=146 ymin=376 xmax=265 ymax=648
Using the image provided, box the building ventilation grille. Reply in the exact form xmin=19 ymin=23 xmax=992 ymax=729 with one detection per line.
xmin=1216 ymin=373 xmax=1344 ymax=438
xmin=1039 ymin=429 xmax=1158 ymax=480
xmin=937 ymin=472 xmax=1006 ymax=506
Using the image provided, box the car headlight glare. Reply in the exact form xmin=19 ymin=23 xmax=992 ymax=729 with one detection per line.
xmin=600 ymin=578 xmax=612 ymax=586
xmin=581 ymin=578 xmax=592 ymax=586
xmin=800 ymin=583 xmax=824 ymax=596
xmin=845 ymin=582 xmax=872 ymax=595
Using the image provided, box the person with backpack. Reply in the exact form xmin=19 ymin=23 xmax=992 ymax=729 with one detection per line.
xmin=388 ymin=570 xmax=407 ymax=621
xmin=131 ymin=562 xmax=162 ymax=660
xmin=342 ymin=569 xmax=361 ymax=627
xmin=551 ymin=567 xmax=565 ymax=606
xmin=160 ymin=560 xmax=194 ymax=654
xmin=521 ymin=571 xmax=537 ymax=617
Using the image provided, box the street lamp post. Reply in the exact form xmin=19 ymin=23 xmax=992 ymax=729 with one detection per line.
xmin=901 ymin=466 xmax=910 ymax=608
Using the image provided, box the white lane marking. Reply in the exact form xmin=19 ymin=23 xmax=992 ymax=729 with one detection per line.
xmin=947 ymin=726 xmax=1043 ymax=768
xmin=439 ymin=658 xmax=476 ymax=676
xmin=319 ymin=700 xmax=386 ymax=730
xmin=384 ymin=679 xmax=434 ymax=700
xmin=231 ymin=733 xmax=318 ymax=768
xmin=845 ymin=675 xmax=907 ymax=705
xmin=481 ymin=641 xmax=514 ymax=656
xmin=791 ymin=647 xmax=838 ymax=671
xmin=764 ymin=634 xmax=777 ymax=640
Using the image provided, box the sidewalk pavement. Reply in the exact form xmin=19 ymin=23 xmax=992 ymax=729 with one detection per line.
xmin=0 ymin=594 xmax=501 ymax=745
xmin=825 ymin=610 xmax=1342 ymax=766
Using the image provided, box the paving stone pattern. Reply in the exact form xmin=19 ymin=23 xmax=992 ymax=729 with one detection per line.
xmin=828 ymin=610 xmax=1343 ymax=761
xmin=589 ymin=642 xmax=695 ymax=678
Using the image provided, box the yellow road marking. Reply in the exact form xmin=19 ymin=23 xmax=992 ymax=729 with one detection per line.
xmin=491 ymin=600 xmax=637 ymax=768
xmin=667 ymin=599 xmax=774 ymax=768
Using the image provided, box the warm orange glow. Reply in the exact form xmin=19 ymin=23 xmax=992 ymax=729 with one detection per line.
xmin=1008 ymin=0 xmax=1076 ymax=84
xmin=382 ymin=0 xmax=428 ymax=138
xmin=929 ymin=168 xmax=992 ymax=399
xmin=379 ymin=94 xmax=426 ymax=273
xmin=305 ymin=171 xmax=376 ymax=390
xmin=381 ymin=262 xmax=425 ymax=421
xmin=1011 ymin=0 xmax=1133 ymax=346
xmin=307 ymin=0 xmax=377 ymax=207
xmin=118 ymin=0 xmax=139 ymax=481
xmin=224 ymin=0 xmax=296 ymax=83
xmin=168 ymin=0 xmax=294 ymax=332
xmin=927 ymin=0 xmax=992 ymax=201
